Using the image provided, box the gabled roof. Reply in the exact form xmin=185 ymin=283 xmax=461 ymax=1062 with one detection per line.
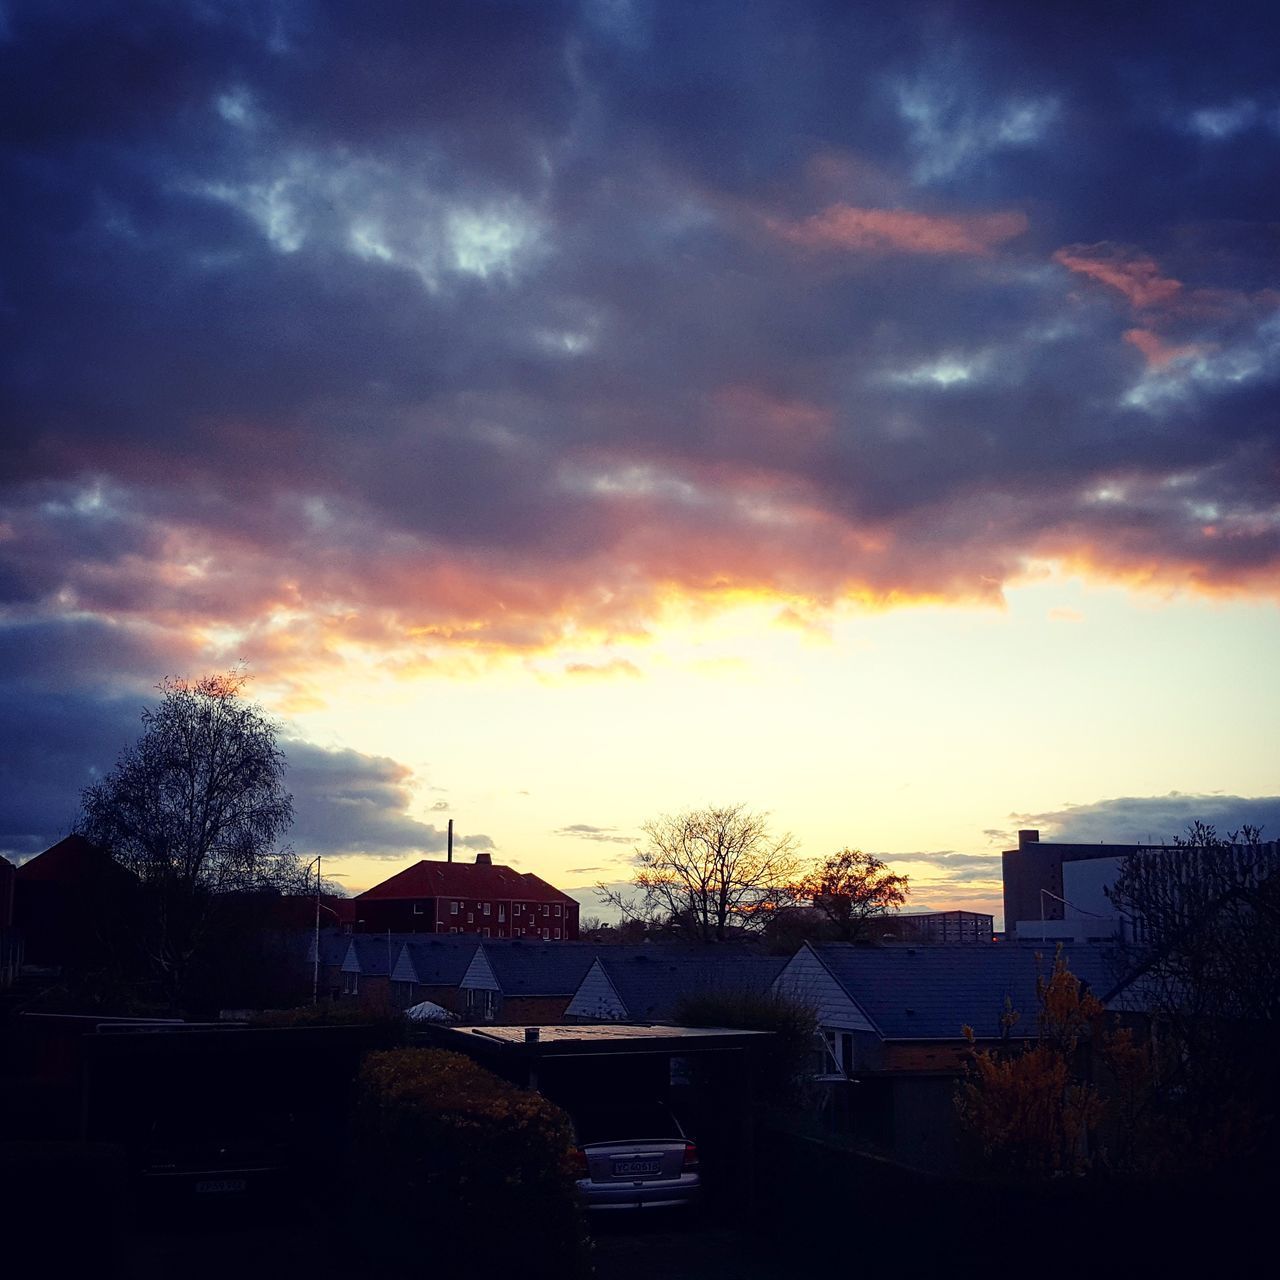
xmin=478 ymin=941 xmax=600 ymax=996
xmin=804 ymin=942 xmax=1119 ymax=1040
xmin=306 ymin=927 xmax=351 ymax=967
xmin=341 ymin=934 xmax=403 ymax=977
xmin=394 ymin=936 xmax=483 ymax=986
xmin=16 ymin=835 xmax=130 ymax=883
xmin=596 ymin=949 xmax=788 ymax=1022
xmin=356 ymin=859 xmax=577 ymax=905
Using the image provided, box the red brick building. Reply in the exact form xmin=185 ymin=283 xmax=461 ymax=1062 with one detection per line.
xmin=353 ymin=852 xmax=580 ymax=941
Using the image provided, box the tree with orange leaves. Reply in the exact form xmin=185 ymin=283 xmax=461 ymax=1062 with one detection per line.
xmin=955 ymin=948 xmax=1104 ymax=1178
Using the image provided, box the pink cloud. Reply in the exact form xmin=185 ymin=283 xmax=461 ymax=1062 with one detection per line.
xmin=768 ymin=204 xmax=1028 ymax=256
xmin=1122 ymin=327 xmax=1207 ymax=368
xmin=1054 ymin=244 xmax=1183 ymax=310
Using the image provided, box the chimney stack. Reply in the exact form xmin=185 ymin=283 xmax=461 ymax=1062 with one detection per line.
xmin=475 ymin=851 xmax=492 ymax=865
xmin=1018 ymin=829 xmax=1040 ymax=847
xmin=447 ymin=818 xmax=453 ymax=863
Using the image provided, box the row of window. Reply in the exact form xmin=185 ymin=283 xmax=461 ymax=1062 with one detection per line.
xmin=442 ymin=925 xmax=563 ymax=939
xmin=436 ymin=900 xmax=566 ymax=917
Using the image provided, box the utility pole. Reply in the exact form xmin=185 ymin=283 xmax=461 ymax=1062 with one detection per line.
xmin=311 ymin=854 xmax=322 ymax=1005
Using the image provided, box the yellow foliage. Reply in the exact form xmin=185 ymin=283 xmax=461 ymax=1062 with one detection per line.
xmin=956 ymin=947 xmax=1104 ymax=1178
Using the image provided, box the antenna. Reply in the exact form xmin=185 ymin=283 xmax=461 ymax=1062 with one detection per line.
xmin=447 ymin=818 xmax=453 ymax=863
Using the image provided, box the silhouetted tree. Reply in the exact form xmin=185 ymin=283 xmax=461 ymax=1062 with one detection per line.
xmin=599 ymin=804 xmax=802 ymax=942
xmin=79 ymin=672 xmax=296 ymax=1004
xmin=1104 ymin=821 xmax=1280 ymax=1170
xmin=800 ymin=847 xmax=909 ymax=941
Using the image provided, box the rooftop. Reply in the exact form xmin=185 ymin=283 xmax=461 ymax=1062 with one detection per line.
xmin=356 ymin=856 xmax=577 ymax=905
xmin=808 ymin=941 xmax=1119 ymax=1040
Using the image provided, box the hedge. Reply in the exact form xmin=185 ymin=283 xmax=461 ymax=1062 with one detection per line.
xmin=349 ymin=1048 xmax=587 ymax=1275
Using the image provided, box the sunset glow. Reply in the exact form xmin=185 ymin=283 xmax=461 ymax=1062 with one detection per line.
xmin=3 ymin=3 xmax=1277 ymax=926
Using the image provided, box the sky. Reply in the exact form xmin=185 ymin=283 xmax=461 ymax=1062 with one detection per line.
xmin=2 ymin=1 xmax=1278 ymax=926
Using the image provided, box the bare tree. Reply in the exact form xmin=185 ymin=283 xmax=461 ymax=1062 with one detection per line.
xmin=599 ymin=804 xmax=802 ymax=942
xmin=801 ymin=848 xmax=909 ymax=941
xmin=1105 ymin=821 xmax=1280 ymax=1170
xmin=79 ymin=671 xmax=296 ymax=1002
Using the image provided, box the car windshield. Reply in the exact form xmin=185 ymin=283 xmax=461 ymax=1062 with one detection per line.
xmin=572 ymin=1103 xmax=683 ymax=1145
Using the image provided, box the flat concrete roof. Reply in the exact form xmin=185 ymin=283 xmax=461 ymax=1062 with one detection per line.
xmin=420 ymin=1022 xmax=772 ymax=1057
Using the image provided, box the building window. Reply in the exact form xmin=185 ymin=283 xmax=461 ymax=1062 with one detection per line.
xmin=450 ymin=927 xmax=460 ymax=934
xmin=554 ymin=905 xmax=562 ymax=918
xmin=542 ymin=905 xmax=550 ymax=917
xmin=482 ymin=927 xmax=490 ymax=938
xmin=554 ymin=928 xmax=561 ymax=940
xmin=542 ymin=928 xmax=549 ymax=940
xmin=498 ymin=906 xmax=506 ymax=922
xmin=467 ymin=912 xmax=474 ymax=924
xmin=483 ymin=903 xmax=491 ymax=916
xmin=451 ymin=901 xmax=459 ymax=915
xmin=413 ymin=902 xmax=424 ymax=915
xmin=343 ymin=971 xmax=358 ymax=996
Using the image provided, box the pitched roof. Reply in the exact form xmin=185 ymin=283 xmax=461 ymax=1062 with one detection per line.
xmin=356 ymin=859 xmax=576 ymax=905
xmin=806 ymin=942 xmax=1119 ymax=1040
xmin=15 ymin=835 xmax=128 ymax=883
xmin=479 ymin=940 xmax=600 ymax=996
xmin=306 ymin=927 xmax=351 ymax=967
xmin=597 ymin=949 xmax=788 ymax=1022
xmin=396 ymin=936 xmax=484 ymax=986
xmin=342 ymin=934 xmax=404 ymax=977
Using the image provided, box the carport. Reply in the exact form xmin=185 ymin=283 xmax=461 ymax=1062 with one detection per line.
xmin=418 ymin=1023 xmax=772 ymax=1207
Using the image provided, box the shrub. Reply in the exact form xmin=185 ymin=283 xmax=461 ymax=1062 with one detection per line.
xmin=350 ymin=1049 xmax=586 ymax=1276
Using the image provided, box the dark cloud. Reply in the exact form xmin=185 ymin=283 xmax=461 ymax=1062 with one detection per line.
xmin=891 ymin=851 xmax=1005 ymax=883
xmin=285 ymin=740 xmax=494 ymax=858
xmin=0 ymin=1 xmax=1278 ymax=675
xmin=1015 ymin=793 xmax=1280 ymax=846
xmin=0 ymin=618 xmax=486 ymax=860
xmin=0 ymin=687 xmax=144 ymax=858
xmin=554 ymin=824 xmax=637 ymax=845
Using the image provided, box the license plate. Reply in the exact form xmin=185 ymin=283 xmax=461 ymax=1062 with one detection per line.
xmin=196 ymin=1178 xmax=247 ymax=1195
xmin=613 ymin=1158 xmax=661 ymax=1178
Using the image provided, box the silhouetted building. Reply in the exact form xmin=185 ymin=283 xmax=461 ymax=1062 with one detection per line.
xmin=353 ymin=852 xmax=580 ymax=940
xmin=1002 ymin=828 xmax=1152 ymax=941
xmin=13 ymin=835 xmax=137 ymax=967
xmin=566 ymin=949 xmax=786 ymax=1022
xmin=0 ymin=854 xmax=19 ymax=987
xmin=878 ymin=911 xmax=994 ymax=944
xmin=774 ymin=940 xmax=1122 ymax=1170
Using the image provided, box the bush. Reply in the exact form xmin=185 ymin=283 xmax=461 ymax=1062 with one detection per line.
xmin=349 ymin=1049 xmax=587 ymax=1276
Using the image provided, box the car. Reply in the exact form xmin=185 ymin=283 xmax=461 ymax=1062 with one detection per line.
xmin=135 ymin=1102 xmax=297 ymax=1212
xmin=570 ymin=1101 xmax=700 ymax=1213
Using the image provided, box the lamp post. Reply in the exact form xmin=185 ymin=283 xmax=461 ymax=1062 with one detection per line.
xmin=305 ymin=854 xmax=322 ymax=1005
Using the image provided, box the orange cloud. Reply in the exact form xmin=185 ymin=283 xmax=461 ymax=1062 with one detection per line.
xmin=1123 ymin=328 xmax=1207 ymax=368
xmin=769 ymin=204 xmax=1028 ymax=256
xmin=1054 ymin=244 xmax=1182 ymax=310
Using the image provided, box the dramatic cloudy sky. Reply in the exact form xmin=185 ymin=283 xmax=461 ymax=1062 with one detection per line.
xmin=3 ymin=1 xmax=1277 ymax=922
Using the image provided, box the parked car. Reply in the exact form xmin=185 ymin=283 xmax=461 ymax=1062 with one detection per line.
xmin=570 ymin=1101 xmax=700 ymax=1212
xmin=135 ymin=1101 xmax=297 ymax=1211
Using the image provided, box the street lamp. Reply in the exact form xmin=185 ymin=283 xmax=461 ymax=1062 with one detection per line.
xmin=304 ymin=854 xmax=322 ymax=1005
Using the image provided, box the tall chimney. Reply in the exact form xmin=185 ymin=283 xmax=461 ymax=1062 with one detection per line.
xmin=475 ymin=852 xmax=492 ymax=865
xmin=1018 ymin=829 xmax=1040 ymax=848
xmin=447 ymin=818 xmax=453 ymax=863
